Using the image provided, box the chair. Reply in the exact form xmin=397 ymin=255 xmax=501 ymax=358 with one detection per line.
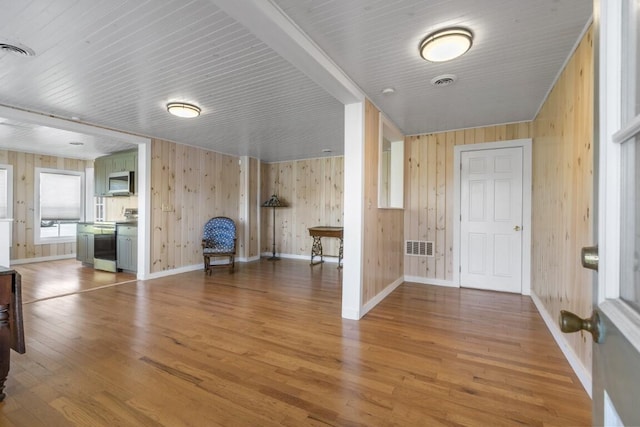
xmin=202 ymin=217 xmax=237 ymax=274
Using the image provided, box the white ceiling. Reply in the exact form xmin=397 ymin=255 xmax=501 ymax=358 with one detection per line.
xmin=0 ymin=0 xmax=592 ymax=162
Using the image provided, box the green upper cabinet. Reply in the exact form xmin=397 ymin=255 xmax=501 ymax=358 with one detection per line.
xmin=94 ymin=155 xmax=109 ymax=197
xmin=94 ymin=149 xmax=137 ymax=197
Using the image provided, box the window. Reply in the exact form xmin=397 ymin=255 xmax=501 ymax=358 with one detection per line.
xmin=35 ymin=168 xmax=84 ymax=244
xmin=0 ymin=164 xmax=13 ymax=219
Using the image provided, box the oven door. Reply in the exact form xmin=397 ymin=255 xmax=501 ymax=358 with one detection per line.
xmin=93 ymin=231 xmax=117 ymax=272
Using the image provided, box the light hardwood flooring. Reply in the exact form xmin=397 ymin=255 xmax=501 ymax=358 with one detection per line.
xmin=1 ymin=259 xmax=591 ymax=426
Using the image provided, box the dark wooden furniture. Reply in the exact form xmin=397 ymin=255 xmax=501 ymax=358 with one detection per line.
xmin=308 ymin=226 xmax=344 ymax=268
xmin=0 ymin=267 xmax=25 ymax=401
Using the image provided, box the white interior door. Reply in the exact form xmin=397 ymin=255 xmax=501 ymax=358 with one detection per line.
xmin=590 ymin=0 xmax=640 ymax=425
xmin=460 ymin=147 xmax=523 ymax=293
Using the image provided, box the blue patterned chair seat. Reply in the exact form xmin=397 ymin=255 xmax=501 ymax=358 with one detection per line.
xmin=202 ymin=216 xmax=236 ymax=274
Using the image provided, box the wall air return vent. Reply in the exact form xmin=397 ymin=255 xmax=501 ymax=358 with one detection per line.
xmin=405 ymin=240 xmax=434 ymax=257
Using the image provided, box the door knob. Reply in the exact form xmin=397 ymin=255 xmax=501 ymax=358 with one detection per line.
xmin=514 ymin=225 xmax=521 ymax=231
xmin=559 ymin=310 xmax=604 ymax=343
xmin=581 ymin=245 xmax=598 ymax=270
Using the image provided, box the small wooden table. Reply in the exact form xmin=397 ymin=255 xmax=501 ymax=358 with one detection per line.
xmin=308 ymin=226 xmax=343 ymax=268
xmin=0 ymin=267 xmax=25 ymax=401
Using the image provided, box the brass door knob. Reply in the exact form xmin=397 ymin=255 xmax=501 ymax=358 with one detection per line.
xmin=559 ymin=310 xmax=603 ymax=343
xmin=514 ymin=225 xmax=521 ymax=231
xmin=581 ymin=245 xmax=599 ymax=271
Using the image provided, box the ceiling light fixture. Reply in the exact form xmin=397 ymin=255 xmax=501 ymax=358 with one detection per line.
xmin=166 ymin=102 xmax=201 ymax=118
xmin=419 ymin=28 xmax=473 ymax=63
xmin=0 ymin=42 xmax=36 ymax=57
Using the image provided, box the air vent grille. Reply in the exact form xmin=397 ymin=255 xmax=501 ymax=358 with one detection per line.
xmin=405 ymin=240 xmax=434 ymax=257
xmin=430 ymin=74 xmax=457 ymax=87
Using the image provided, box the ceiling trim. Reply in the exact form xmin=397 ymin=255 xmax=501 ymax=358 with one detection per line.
xmin=210 ymin=0 xmax=365 ymax=105
xmin=0 ymin=105 xmax=150 ymax=145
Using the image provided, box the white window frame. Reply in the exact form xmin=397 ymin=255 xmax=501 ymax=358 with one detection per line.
xmin=34 ymin=167 xmax=85 ymax=245
xmin=0 ymin=164 xmax=13 ymax=220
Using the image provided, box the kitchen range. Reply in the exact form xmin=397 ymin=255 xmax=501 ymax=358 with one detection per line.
xmin=76 ymin=208 xmax=138 ymax=273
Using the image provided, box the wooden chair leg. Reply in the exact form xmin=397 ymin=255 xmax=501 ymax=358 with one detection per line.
xmin=204 ymin=255 xmax=210 ymax=275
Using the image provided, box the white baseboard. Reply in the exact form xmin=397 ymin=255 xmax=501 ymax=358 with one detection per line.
xmin=260 ymin=252 xmax=340 ymax=264
xmin=11 ymin=253 xmax=76 ymax=265
xmin=341 ymin=307 xmax=361 ymax=320
xmin=240 ymin=255 xmax=261 ymax=262
xmin=530 ymin=291 xmax=592 ymax=397
xmin=145 ymin=256 xmax=261 ymax=280
xmin=404 ymin=275 xmax=458 ymax=288
xmin=146 ymin=263 xmax=203 ymax=279
xmin=361 ymin=276 xmax=404 ymax=318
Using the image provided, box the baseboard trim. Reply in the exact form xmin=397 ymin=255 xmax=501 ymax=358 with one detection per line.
xmin=146 ymin=264 xmax=203 ymax=279
xmin=260 ymin=252 xmax=340 ymax=264
xmin=361 ymin=276 xmax=404 ymax=318
xmin=240 ymin=255 xmax=261 ymax=262
xmin=404 ymin=276 xmax=458 ymax=288
xmin=530 ymin=291 xmax=592 ymax=397
xmin=146 ymin=256 xmax=261 ymax=279
xmin=11 ymin=254 xmax=76 ymax=265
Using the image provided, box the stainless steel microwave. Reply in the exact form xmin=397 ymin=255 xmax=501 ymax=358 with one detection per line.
xmin=107 ymin=171 xmax=134 ymax=195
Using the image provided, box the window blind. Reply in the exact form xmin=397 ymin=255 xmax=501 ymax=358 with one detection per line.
xmin=40 ymin=172 xmax=81 ymax=220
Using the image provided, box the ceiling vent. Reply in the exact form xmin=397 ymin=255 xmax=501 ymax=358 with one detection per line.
xmin=405 ymin=240 xmax=434 ymax=257
xmin=0 ymin=43 xmax=36 ymax=57
xmin=430 ymin=74 xmax=457 ymax=87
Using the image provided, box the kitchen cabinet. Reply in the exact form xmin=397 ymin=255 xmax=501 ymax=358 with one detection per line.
xmin=116 ymin=224 xmax=137 ymax=272
xmin=76 ymin=224 xmax=95 ymax=265
xmin=94 ymin=149 xmax=137 ymax=196
xmin=94 ymin=156 xmax=108 ymax=197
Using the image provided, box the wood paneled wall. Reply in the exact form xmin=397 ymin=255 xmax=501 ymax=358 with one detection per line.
xmin=532 ymin=27 xmax=594 ymax=371
xmin=404 ymin=122 xmax=532 ymax=281
xmin=362 ymin=100 xmax=404 ymax=304
xmin=260 ymin=156 xmax=343 ymax=258
xmin=0 ymin=150 xmax=91 ymax=261
xmin=239 ymin=157 xmax=260 ymax=259
xmin=149 ymin=139 xmax=240 ymax=273
xmin=105 ymin=195 xmax=138 ymax=222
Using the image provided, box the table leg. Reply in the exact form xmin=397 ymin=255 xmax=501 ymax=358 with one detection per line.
xmin=310 ymin=236 xmax=324 ymax=265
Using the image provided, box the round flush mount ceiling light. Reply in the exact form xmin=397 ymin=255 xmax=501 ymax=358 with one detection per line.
xmin=0 ymin=42 xmax=36 ymax=57
xmin=166 ymin=102 xmax=201 ymax=118
xmin=419 ymin=28 xmax=473 ymax=63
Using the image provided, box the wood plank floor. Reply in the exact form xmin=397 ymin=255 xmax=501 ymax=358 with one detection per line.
xmin=1 ymin=259 xmax=591 ymax=426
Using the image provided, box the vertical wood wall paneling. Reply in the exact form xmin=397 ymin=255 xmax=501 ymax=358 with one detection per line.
xmin=404 ymin=122 xmax=532 ymax=282
xmin=531 ymin=27 xmax=594 ymax=373
xmin=237 ymin=156 xmax=260 ymax=260
xmin=260 ymin=157 xmax=344 ymax=260
xmin=104 ymin=196 xmax=138 ymax=222
xmin=249 ymin=157 xmax=259 ymax=258
xmin=149 ymin=139 xmax=240 ymax=273
xmin=1 ymin=150 xmax=91 ymax=261
xmin=238 ymin=156 xmax=248 ymax=260
xmin=362 ymin=100 xmax=404 ymax=304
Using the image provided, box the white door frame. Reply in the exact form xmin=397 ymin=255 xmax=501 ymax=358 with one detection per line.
xmin=453 ymin=138 xmax=532 ymax=294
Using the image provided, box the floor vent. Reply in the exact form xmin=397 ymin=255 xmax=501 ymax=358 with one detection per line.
xmin=405 ymin=240 xmax=434 ymax=257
